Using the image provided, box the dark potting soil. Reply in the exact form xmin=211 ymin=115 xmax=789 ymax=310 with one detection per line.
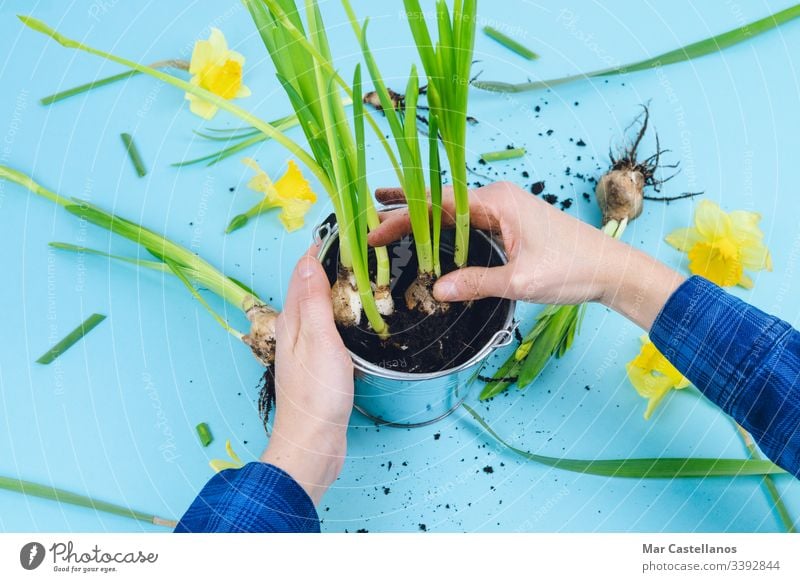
xmin=321 ymin=227 xmax=511 ymax=374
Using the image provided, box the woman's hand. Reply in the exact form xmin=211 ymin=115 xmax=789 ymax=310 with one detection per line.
xmin=260 ymin=251 xmax=354 ymax=505
xmin=369 ymin=181 xmax=684 ymax=331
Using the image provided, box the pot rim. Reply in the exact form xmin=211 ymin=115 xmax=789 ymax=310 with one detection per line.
xmin=314 ymin=204 xmax=517 ymax=380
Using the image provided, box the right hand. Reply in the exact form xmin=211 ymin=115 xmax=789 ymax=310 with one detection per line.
xmin=368 ymin=181 xmax=630 ymax=306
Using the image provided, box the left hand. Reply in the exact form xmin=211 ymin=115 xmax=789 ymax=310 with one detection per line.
xmin=260 ymin=251 xmax=354 ymax=505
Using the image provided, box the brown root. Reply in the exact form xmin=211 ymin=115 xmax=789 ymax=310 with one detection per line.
xmin=243 ymin=304 xmax=278 ymax=366
xmin=595 ymin=169 xmax=644 ymax=225
xmin=405 ymin=273 xmax=450 ymax=316
xmin=257 ymin=365 xmax=276 ymax=431
xmin=331 ymin=269 xmax=362 ymax=327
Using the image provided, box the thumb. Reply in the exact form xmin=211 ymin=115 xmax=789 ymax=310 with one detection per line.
xmin=433 ymin=265 xmax=512 ymax=302
xmin=283 ymin=255 xmax=337 ymax=340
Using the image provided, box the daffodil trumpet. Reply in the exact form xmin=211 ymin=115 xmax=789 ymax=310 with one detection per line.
xmin=665 ymin=200 xmax=772 ymax=288
xmin=0 ymin=166 xmax=279 ymax=370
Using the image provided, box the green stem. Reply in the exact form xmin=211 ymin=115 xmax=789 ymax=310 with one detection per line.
xmin=49 ymin=243 xmax=248 ymax=338
xmin=734 ymin=424 xmax=796 ymax=532
xmin=40 ymin=59 xmax=189 ymax=105
xmin=367 ymin=201 xmax=390 ymax=288
xmin=463 ymin=404 xmax=785 ymax=478
xmin=0 ymin=475 xmax=177 ymax=528
xmin=1 ymin=166 xmax=263 ymax=318
xmin=429 ymin=114 xmax=443 ymax=277
xmin=261 ymin=0 xmax=403 ymax=184
xmin=473 ymin=3 xmax=800 ymax=93
xmin=445 ymin=137 xmax=470 ymax=268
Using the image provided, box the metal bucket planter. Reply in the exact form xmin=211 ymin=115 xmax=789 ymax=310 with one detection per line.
xmin=315 ymin=209 xmax=516 ymax=427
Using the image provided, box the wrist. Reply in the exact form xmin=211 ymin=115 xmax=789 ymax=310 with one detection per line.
xmin=260 ymin=423 xmax=347 ymax=506
xmin=598 ymin=243 xmax=685 ymax=331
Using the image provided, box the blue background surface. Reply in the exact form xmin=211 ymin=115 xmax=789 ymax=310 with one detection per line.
xmin=1 ymin=0 xmax=799 ymax=532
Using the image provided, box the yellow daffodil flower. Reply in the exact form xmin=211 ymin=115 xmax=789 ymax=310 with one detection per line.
xmin=665 ymin=200 xmax=772 ymax=288
xmin=209 ymin=440 xmax=244 ymax=473
xmin=185 ymin=28 xmax=251 ymax=120
xmin=227 ymin=158 xmax=317 ymax=233
xmin=626 ymin=336 xmax=690 ymax=420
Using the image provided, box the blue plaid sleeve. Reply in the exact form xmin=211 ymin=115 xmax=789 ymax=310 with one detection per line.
xmin=174 ymin=462 xmax=320 ymax=533
xmin=650 ymin=275 xmax=800 ymax=477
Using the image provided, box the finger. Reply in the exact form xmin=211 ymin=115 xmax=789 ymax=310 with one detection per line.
xmin=433 ymin=264 xmax=513 ymax=302
xmin=367 ymin=208 xmax=414 ymax=247
xmin=280 ymin=253 xmax=334 ymax=346
xmin=374 ymin=187 xmax=406 ymax=205
xmin=368 ymin=184 xmax=502 ymax=247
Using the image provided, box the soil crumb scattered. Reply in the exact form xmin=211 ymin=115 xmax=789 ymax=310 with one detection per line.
xmin=531 ymin=181 xmax=545 ymax=195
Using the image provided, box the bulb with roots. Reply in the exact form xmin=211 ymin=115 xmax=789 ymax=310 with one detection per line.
xmin=405 ymin=272 xmax=450 ymax=316
xmin=331 ymin=268 xmax=363 ymax=327
xmin=242 ymin=303 xmax=279 ymax=367
xmin=596 ymin=104 xmax=701 ymax=225
xmin=373 ymin=283 xmax=394 ymax=317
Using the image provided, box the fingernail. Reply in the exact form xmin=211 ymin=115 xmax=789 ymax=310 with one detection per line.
xmin=433 ymin=279 xmax=457 ymax=301
xmin=298 ymin=256 xmax=317 ymax=280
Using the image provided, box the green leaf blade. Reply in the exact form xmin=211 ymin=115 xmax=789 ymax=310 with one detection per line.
xmin=36 ymin=313 xmax=106 ymax=365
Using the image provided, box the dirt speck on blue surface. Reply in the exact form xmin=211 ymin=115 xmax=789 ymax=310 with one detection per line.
xmin=543 ymin=193 xmax=558 ymax=205
xmin=483 ymin=465 xmax=494 ymax=474
xmin=418 ymin=523 xmax=427 ymax=532
xmin=531 ymin=181 xmax=545 ymax=195
xmin=383 ymin=486 xmax=391 ymax=495
xmin=433 ymin=432 xmax=441 ymax=441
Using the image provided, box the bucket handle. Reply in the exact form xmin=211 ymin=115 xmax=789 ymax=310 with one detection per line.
xmin=488 ymin=321 xmax=519 ymax=349
xmin=313 ymin=212 xmax=337 ymax=246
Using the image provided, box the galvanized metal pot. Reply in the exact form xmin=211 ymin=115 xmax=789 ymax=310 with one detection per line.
xmin=315 ymin=209 xmax=516 ymax=428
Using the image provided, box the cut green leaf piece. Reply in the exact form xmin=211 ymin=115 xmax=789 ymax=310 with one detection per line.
xmin=196 ymin=422 xmax=214 ymax=447
xmin=36 ymin=313 xmax=106 ymax=364
xmin=39 ymin=59 xmax=188 ymax=105
xmin=120 ymin=133 xmax=147 ymax=177
xmin=480 ymin=147 xmax=526 ymax=162
xmin=483 ymin=26 xmax=538 ymax=60
xmin=474 ymin=3 xmax=800 ymax=92
xmin=0 ymin=474 xmax=176 ymax=527
xmin=463 ymin=404 xmax=785 ymax=478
